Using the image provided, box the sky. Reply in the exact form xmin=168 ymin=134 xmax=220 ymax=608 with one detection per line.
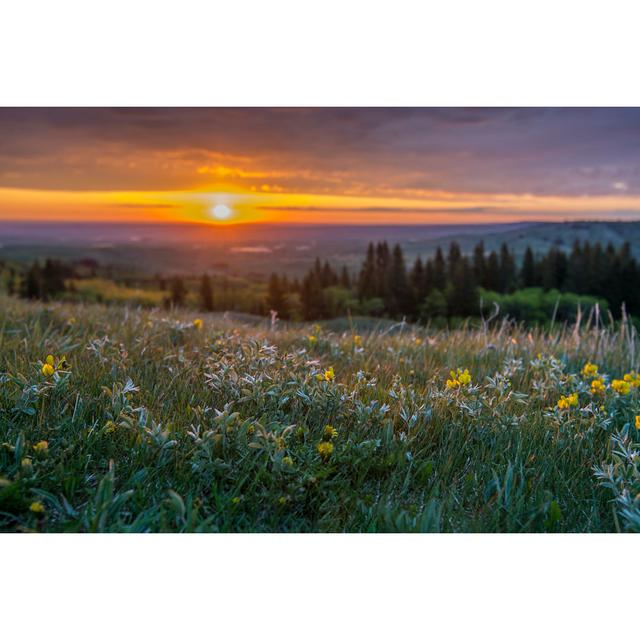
xmin=2 ymin=107 xmax=640 ymax=225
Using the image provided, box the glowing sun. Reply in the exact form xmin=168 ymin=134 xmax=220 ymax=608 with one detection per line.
xmin=211 ymin=203 xmax=232 ymax=220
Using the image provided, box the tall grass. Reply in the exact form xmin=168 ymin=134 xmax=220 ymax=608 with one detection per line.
xmin=1 ymin=294 xmax=639 ymax=532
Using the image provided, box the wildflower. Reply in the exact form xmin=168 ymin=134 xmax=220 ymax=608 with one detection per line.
xmin=193 ymin=318 xmax=203 ymax=330
xmin=21 ymin=458 xmax=33 ymax=469
xmin=557 ymin=393 xmax=578 ymax=410
xmin=104 ymin=420 xmax=117 ymax=434
xmin=611 ymin=379 xmax=631 ymax=395
xmin=582 ymin=362 xmax=598 ymax=378
xmin=41 ymin=362 xmax=55 ymax=377
xmin=41 ymin=354 xmax=70 ymax=376
xmin=446 ymin=368 xmax=471 ymax=389
xmin=590 ymin=378 xmax=606 ymax=395
xmin=316 ymin=367 xmax=335 ymax=382
xmin=29 ymin=501 xmax=45 ymax=514
xmin=635 ymin=416 xmax=640 ymax=430
xmin=282 ymin=456 xmax=294 ymax=467
xmin=353 ymin=335 xmax=362 ymax=346
xmin=317 ymin=441 xmax=334 ymax=461
xmin=308 ymin=335 xmax=318 ymax=344
xmin=623 ymin=371 xmax=640 ymax=387
xmin=33 ymin=440 xmax=48 ymax=456
xmin=323 ymin=425 xmax=338 ymax=441
xmin=414 ymin=337 xmax=422 ymax=346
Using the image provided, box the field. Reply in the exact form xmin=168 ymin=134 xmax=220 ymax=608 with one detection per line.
xmin=1 ymin=293 xmax=639 ymax=533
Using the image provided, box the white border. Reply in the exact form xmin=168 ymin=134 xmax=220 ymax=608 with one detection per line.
xmin=1 ymin=1 xmax=640 ymax=106
xmin=1 ymin=1 xmax=639 ymax=636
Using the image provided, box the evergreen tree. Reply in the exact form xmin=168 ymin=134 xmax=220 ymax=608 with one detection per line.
xmin=447 ymin=242 xmax=462 ymax=281
xmin=447 ymin=257 xmax=478 ymax=317
xmin=473 ymin=242 xmax=486 ymax=284
xmin=387 ymin=244 xmax=412 ymax=316
xmin=484 ymin=251 xmax=500 ymax=291
xmin=21 ymin=262 xmax=42 ymax=299
xmin=300 ymin=270 xmax=325 ymax=320
xmin=267 ymin=273 xmax=289 ymax=319
xmin=358 ymin=243 xmax=377 ymax=299
xmin=499 ymin=243 xmax=516 ymax=293
xmin=200 ymin=274 xmax=213 ymax=311
xmin=410 ymin=256 xmax=426 ymax=308
xmin=433 ymin=247 xmax=447 ymax=291
xmin=339 ymin=265 xmax=351 ymax=289
xmin=521 ymin=246 xmax=536 ymax=288
xmin=170 ymin=276 xmax=186 ymax=307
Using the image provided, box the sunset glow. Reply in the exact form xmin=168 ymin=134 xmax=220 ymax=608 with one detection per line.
xmin=2 ymin=108 xmax=640 ymax=226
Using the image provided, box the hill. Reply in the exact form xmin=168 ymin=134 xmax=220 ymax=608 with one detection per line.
xmin=1 ymin=294 xmax=639 ymax=532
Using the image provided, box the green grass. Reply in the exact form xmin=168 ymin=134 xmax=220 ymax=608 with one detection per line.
xmin=1 ymin=294 xmax=639 ymax=532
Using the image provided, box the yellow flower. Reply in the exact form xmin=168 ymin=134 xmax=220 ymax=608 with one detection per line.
xmin=414 ymin=337 xmax=423 ymax=346
xmin=308 ymin=335 xmax=318 ymax=344
xmin=282 ymin=456 xmax=294 ymax=467
xmin=582 ymin=362 xmax=598 ymax=378
xmin=41 ymin=363 xmax=55 ymax=377
xmin=21 ymin=458 xmax=33 ymax=469
xmin=353 ymin=335 xmax=362 ymax=346
xmin=29 ymin=501 xmax=45 ymax=514
xmin=323 ymin=425 xmax=338 ymax=441
xmin=557 ymin=393 xmax=578 ymax=410
xmin=611 ymin=379 xmax=631 ymax=395
xmin=623 ymin=371 xmax=640 ymax=387
xmin=33 ymin=440 xmax=48 ymax=455
xmin=446 ymin=368 xmax=471 ymax=389
xmin=45 ymin=354 xmax=55 ymax=366
xmin=590 ymin=378 xmax=606 ymax=395
xmin=635 ymin=415 xmax=640 ymax=430
xmin=317 ymin=367 xmax=335 ymax=382
xmin=317 ymin=441 xmax=334 ymax=461
xmin=193 ymin=318 xmax=203 ymax=330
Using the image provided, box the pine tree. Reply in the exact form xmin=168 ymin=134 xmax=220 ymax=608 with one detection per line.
xmin=521 ymin=246 xmax=536 ymax=288
xmin=339 ymin=265 xmax=351 ymax=289
xmin=267 ymin=273 xmax=288 ymax=318
xmin=170 ymin=277 xmax=186 ymax=307
xmin=200 ymin=274 xmax=213 ymax=311
xmin=358 ymin=243 xmax=377 ymax=299
xmin=21 ymin=262 xmax=42 ymax=299
xmin=300 ymin=270 xmax=325 ymax=320
xmin=447 ymin=257 xmax=478 ymax=317
xmin=387 ymin=244 xmax=412 ymax=317
xmin=473 ymin=242 xmax=486 ymax=284
xmin=410 ymin=256 xmax=426 ymax=309
xmin=499 ymin=243 xmax=516 ymax=293
xmin=447 ymin=242 xmax=462 ymax=281
xmin=433 ymin=247 xmax=447 ymax=291
xmin=484 ymin=251 xmax=500 ymax=291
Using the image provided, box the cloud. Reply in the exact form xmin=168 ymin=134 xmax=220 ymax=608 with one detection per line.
xmin=1 ymin=108 xmax=640 ymax=203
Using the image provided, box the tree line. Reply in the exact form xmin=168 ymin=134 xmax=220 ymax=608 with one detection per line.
xmin=7 ymin=239 xmax=640 ymax=323
xmin=266 ymin=239 xmax=640 ymax=321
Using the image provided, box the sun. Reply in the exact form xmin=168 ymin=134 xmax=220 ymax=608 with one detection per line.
xmin=211 ymin=203 xmax=232 ymax=221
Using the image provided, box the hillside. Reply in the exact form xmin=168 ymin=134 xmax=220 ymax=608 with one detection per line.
xmin=1 ymin=295 xmax=639 ymax=532
xmin=3 ymin=221 xmax=640 ymax=278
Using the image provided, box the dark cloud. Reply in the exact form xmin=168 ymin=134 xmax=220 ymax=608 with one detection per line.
xmin=1 ymin=108 xmax=640 ymax=196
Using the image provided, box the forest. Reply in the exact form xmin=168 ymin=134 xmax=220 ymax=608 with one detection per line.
xmin=3 ymin=239 xmax=639 ymax=325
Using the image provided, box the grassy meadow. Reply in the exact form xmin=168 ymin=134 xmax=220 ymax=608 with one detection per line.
xmin=1 ymin=293 xmax=639 ymax=533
